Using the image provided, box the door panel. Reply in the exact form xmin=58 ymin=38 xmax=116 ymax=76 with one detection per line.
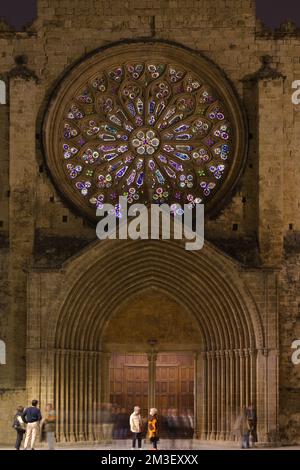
xmin=109 ymin=352 xmax=195 ymax=439
xmin=156 ymin=353 xmax=195 ymax=428
xmin=110 ymin=353 xmax=148 ymax=416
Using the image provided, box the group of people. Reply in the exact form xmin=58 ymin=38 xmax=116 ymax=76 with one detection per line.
xmin=99 ymin=404 xmax=193 ymax=442
xmin=130 ymin=406 xmax=159 ymax=450
xmin=12 ymin=399 xmax=257 ymax=450
xmin=13 ymin=400 xmax=56 ymax=450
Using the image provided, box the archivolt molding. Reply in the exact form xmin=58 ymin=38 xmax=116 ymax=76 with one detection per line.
xmin=41 ymin=238 xmax=264 ymax=351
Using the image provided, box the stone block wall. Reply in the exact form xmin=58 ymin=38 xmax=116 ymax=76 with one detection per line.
xmin=0 ymin=0 xmax=300 ymax=444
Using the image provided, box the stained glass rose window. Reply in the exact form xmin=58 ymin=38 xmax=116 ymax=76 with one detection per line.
xmin=44 ymin=43 xmax=246 ymax=221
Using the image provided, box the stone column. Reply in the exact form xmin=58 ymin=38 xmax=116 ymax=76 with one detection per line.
xmin=87 ymin=352 xmax=95 ymax=441
xmin=147 ymin=352 xmax=157 ymax=410
xmin=74 ymin=351 xmax=79 ymax=440
xmin=69 ymin=350 xmax=76 ymax=442
xmin=54 ymin=350 xmax=61 ymax=442
xmin=215 ymin=351 xmax=220 ymax=439
xmin=59 ymin=350 xmax=67 ymax=442
xmin=206 ymin=351 xmax=212 ymax=439
xmin=101 ymin=352 xmax=111 ymax=403
xmin=64 ymin=350 xmax=70 ymax=442
xmin=78 ymin=351 xmax=85 ymax=441
xmin=219 ymin=351 xmax=226 ymax=440
xmin=256 ymin=348 xmax=268 ymax=443
xmin=239 ymin=349 xmax=245 ymax=409
xmin=228 ymin=350 xmax=235 ymax=440
xmin=210 ymin=351 xmax=216 ymax=440
xmin=194 ymin=351 xmax=204 ymax=439
xmin=249 ymin=348 xmax=257 ymax=406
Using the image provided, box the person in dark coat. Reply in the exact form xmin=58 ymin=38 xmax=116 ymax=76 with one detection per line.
xmin=22 ymin=399 xmax=42 ymax=450
xmin=12 ymin=406 xmax=26 ymax=450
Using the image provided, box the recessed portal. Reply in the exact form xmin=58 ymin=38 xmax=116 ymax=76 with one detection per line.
xmin=109 ymin=351 xmax=195 ymax=439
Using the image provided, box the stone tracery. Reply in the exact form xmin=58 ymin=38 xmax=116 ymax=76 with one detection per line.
xmin=44 ymin=44 xmax=246 ymax=220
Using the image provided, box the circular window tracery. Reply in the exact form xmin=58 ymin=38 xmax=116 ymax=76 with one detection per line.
xmin=44 ymin=43 xmax=247 ymax=221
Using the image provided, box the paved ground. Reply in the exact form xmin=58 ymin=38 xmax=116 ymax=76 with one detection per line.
xmin=1 ymin=440 xmax=300 ymax=450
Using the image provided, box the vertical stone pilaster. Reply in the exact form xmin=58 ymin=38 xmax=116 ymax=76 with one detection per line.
xmin=257 ymin=76 xmax=285 ymax=266
xmin=8 ymin=76 xmax=38 ymax=387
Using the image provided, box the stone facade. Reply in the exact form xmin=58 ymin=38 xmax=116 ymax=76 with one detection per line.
xmin=0 ymin=0 xmax=299 ymax=445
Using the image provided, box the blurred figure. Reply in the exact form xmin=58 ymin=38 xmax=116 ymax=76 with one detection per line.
xmin=148 ymin=408 xmax=159 ymax=450
xmin=12 ymin=406 xmax=26 ymax=450
xmin=233 ymin=408 xmax=250 ymax=449
xmin=100 ymin=403 xmax=114 ymax=445
xmin=130 ymin=406 xmax=143 ymax=449
xmin=95 ymin=402 xmax=102 ymax=442
xmin=112 ymin=405 xmax=119 ymax=439
xmin=112 ymin=406 xmax=120 ymax=439
xmin=160 ymin=409 xmax=168 ymax=437
xmin=166 ymin=408 xmax=174 ymax=440
xmin=114 ymin=407 xmax=129 ymax=439
xmin=181 ymin=409 xmax=194 ymax=448
xmin=42 ymin=403 xmax=56 ymax=450
xmin=167 ymin=408 xmax=180 ymax=447
xmin=186 ymin=409 xmax=194 ymax=438
xmin=246 ymin=403 xmax=257 ymax=447
xmin=22 ymin=399 xmax=42 ymax=450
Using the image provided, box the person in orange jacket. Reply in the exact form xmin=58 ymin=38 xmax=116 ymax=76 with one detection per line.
xmin=148 ymin=408 xmax=159 ymax=450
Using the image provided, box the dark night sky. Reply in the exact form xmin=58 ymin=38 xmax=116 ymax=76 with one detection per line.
xmin=0 ymin=0 xmax=300 ymax=30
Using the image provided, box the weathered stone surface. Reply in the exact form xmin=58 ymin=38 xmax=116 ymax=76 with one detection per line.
xmin=0 ymin=0 xmax=299 ymax=446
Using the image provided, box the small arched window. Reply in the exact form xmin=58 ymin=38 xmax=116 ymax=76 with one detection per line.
xmin=0 ymin=340 xmax=6 ymax=364
xmin=0 ymin=80 xmax=6 ymax=105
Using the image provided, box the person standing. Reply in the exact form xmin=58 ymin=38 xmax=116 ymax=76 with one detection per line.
xmin=129 ymin=406 xmax=143 ymax=449
xmin=22 ymin=399 xmax=42 ymax=450
xmin=148 ymin=408 xmax=159 ymax=450
xmin=12 ymin=406 xmax=26 ymax=450
xmin=42 ymin=403 xmax=56 ymax=450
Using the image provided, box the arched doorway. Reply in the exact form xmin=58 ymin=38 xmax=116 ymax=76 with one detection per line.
xmin=26 ymin=238 xmax=278 ymax=444
xmin=102 ymin=288 xmax=201 ymax=437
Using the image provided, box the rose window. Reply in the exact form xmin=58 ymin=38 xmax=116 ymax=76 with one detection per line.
xmin=44 ymin=43 xmax=247 ymax=221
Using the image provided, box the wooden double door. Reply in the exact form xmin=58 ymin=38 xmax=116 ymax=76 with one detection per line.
xmin=109 ymin=352 xmax=194 ymax=418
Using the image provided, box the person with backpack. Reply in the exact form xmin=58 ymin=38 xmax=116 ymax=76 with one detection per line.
xmin=12 ymin=406 xmax=26 ymax=450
